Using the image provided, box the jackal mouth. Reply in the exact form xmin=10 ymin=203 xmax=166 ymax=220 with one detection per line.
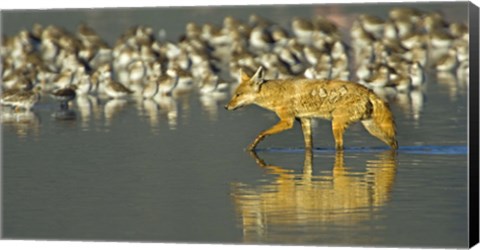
xmin=225 ymin=104 xmax=243 ymax=111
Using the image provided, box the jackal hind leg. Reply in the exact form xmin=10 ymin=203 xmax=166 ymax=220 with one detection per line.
xmin=332 ymin=118 xmax=349 ymax=150
xmin=300 ymin=118 xmax=313 ymax=150
xmin=248 ymin=113 xmax=295 ymax=151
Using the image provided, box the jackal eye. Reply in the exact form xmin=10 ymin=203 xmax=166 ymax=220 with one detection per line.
xmin=235 ymin=93 xmax=242 ymax=97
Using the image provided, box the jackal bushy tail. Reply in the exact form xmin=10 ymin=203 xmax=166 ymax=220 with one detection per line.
xmin=362 ymin=92 xmax=398 ymax=149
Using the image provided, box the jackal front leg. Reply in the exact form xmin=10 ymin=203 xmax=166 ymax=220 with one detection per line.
xmin=248 ymin=112 xmax=294 ymax=151
xmin=300 ymin=118 xmax=313 ymax=150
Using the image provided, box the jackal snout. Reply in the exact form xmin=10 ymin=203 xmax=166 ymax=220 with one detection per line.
xmin=224 ymin=104 xmax=236 ymax=110
xmin=225 ymin=97 xmax=244 ymax=110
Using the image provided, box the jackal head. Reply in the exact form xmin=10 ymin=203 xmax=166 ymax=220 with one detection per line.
xmin=225 ymin=66 xmax=265 ymax=111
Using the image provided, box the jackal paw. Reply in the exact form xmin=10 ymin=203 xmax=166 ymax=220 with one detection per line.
xmin=247 ymin=144 xmax=256 ymax=151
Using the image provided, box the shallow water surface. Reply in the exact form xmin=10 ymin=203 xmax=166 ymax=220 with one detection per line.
xmin=1 ymin=3 xmax=469 ymax=248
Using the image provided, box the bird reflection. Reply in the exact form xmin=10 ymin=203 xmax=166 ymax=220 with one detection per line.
xmin=1 ymin=109 xmax=41 ymax=138
xmin=155 ymin=95 xmax=178 ymax=130
xmin=75 ymin=95 xmax=94 ymax=130
xmin=410 ymin=89 xmax=425 ymax=124
xmin=231 ymin=150 xmax=397 ymax=243
xmin=393 ymin=91 xmax=411 ymax=118
xmin=199 ymin=93 xmax=227 ymax=122
xmin=142 ymin=99 xmax=161 ymax=133
xmin=436 ymin=71 xmax=458 ymax=102
xmin=51 ymin=109 xmax=77 ymax=121
xmin=104 ymin=99 xmax=128 ymax=127
xmin=456 ymin=61 xmax=469 ymax=87
xmin=175 ymin=94 xmax=190 ymax=126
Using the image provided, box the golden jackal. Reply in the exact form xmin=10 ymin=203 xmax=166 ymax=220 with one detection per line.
xmin=225 ymin=67 xmax=398 ymax=150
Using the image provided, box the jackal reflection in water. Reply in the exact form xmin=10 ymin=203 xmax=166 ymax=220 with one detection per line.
xmin=231 ymin=150 xmax=397 ymax=243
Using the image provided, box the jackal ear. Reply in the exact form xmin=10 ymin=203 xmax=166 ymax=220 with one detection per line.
xmin=240 ymin=69 xmax=250 ymax=82
xmin=251 ymin=66 xmax=265 ymax=86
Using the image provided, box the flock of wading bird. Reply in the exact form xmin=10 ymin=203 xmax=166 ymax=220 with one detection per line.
xmin=1 ymin=7 xmax=469 ymax=136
